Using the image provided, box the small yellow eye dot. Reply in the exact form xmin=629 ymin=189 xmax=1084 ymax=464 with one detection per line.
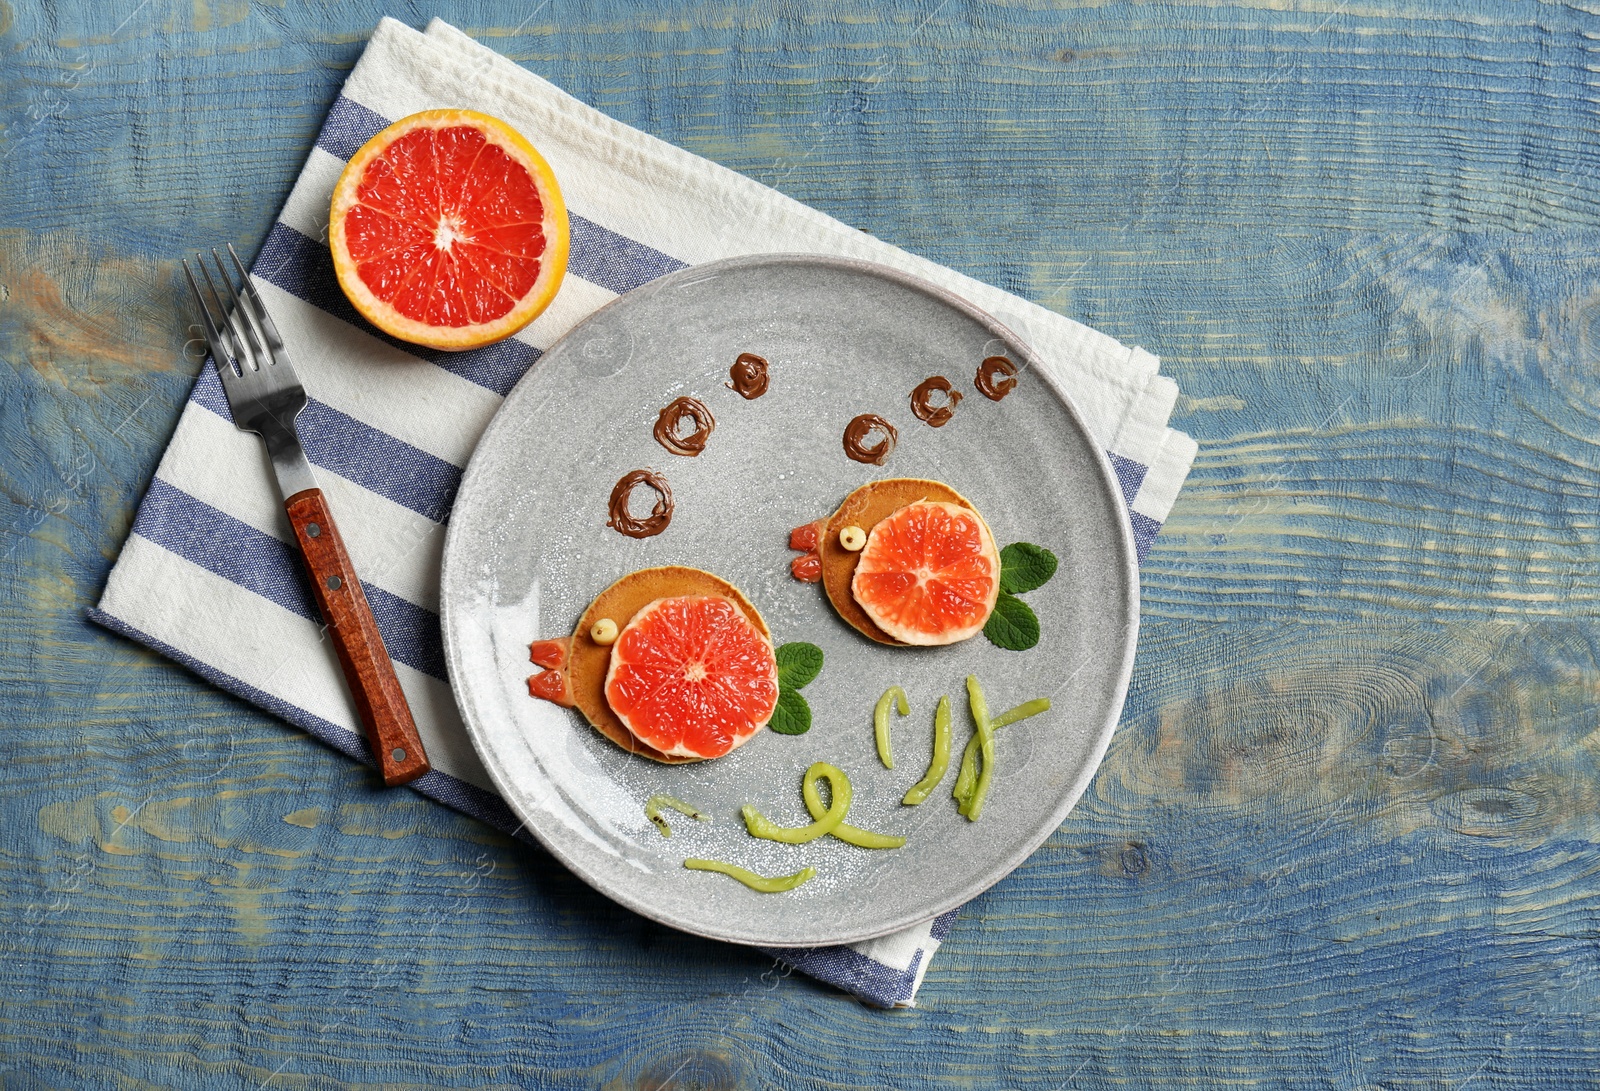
xmin=590 ymin=618 xmax=619 ymax=645
xmin=839 ymin=525 xmax=867 ymax=551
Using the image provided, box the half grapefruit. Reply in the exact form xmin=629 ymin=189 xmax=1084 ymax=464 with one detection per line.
xmin=329 ymin=109 xmax=568 ymax=351
xmin=851 ymin=499 xmax=1000 ymax=645
xmin=605 ymin=595 xmax=779 ymax=759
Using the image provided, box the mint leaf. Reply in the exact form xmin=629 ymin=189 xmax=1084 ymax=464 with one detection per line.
xmin=768 ymin=689 xmax=813 ymax=735
xmin=984 ymin=593 xmax=1041 ymax=651
xmin=775 ymin=642 xmax=823 ymax=690
xmin=999 ymin=542 xmax=1058 ymax=595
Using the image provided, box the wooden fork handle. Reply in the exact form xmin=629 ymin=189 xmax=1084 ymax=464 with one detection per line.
xmin=285 ymin=488 xmax=431 ymax=786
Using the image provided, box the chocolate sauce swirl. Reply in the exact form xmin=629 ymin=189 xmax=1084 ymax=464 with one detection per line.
xmin=727 ymin=353 xmax=770 ymax=399
xmin=842 ymin=414 xmax=898 ymax=465
xmin=910 ymin=375 xmax=963 ymax=427
xmin=976 ymin=356 xmax=1018 ymax=401
xmin=606 ymin=469 xmax=674 ymax=538
xmin=653 ymin=396 xmax=716 ymax=457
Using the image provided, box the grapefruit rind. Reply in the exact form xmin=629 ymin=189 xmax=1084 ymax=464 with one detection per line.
xmin=329 ymin=109 xmax=570 ymax=352
xmin=819 ymin=478 xmax=987 ymax=646
xmin=851 ymin=500 xmax=1001 ymax=646
xmin=565 ymin=567 xmax=772 ymax=764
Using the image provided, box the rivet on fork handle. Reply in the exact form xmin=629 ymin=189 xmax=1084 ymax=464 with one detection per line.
xmin=285 ymin=487 xmax=431 ymax=786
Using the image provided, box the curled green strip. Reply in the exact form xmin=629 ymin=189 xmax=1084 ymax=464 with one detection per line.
xmin=902 ymin=694 xmax=952 ymax=806
xmin=874 ymin=685 xmax=910 ymax=769
xmin=742 ymin=763 xmax=852 ymax=844
xmin=953 ymin=689 xmax=1052 ymax=818
xmin=683 ymin=858 xmax=816 ymax=892
xmin=645 ymin=793 xmax=710 ymax=838
xmin=803 ymin=762 xmax=907 ymax=849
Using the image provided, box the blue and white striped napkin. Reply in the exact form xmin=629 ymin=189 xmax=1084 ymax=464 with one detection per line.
xmin=92 ymin=17 xmax=1196 ymax=1008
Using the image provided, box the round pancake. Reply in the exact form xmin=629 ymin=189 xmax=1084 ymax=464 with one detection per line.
xmin=819 ymin=478 xmax=984 ymax=646
xmin=569 ymin=566 xmax=771 ymax=763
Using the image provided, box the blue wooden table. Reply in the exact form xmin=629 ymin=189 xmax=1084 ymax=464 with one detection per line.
xmin=5 ymin=0 xmax=1599 ymax=1085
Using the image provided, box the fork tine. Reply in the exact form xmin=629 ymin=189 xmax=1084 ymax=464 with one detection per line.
xmin=183 ymin=259 xmax=238 ymax=380
xmin=213 ymin=247 xmax=271 ymax=370
xmin=207 ymin=248 xmax=264 ymax=373
xmin=194 ymin=255 xmax=245 ymax=374
xmin=224 ymin=243 xmax=285 ymax=349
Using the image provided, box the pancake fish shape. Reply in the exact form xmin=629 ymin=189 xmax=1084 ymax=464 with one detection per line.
xmin=789 ymin=479 xmax=1001 ymax=647
xmin=528 ymin=566 xmax=780 ymax=761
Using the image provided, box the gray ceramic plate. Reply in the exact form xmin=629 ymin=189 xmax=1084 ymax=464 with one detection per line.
xmin=441 ymin=254 xmax=1138 ymax=948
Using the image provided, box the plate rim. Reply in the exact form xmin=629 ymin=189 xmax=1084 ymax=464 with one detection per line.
xmin=441 ymin=251 xmax=1141 ymax=947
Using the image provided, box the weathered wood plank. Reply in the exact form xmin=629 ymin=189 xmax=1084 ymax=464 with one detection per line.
xmin=4 ymin=0 xmax=1600 ymax=1086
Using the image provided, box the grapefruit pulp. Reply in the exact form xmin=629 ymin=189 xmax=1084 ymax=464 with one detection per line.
xmin=329 ymin=109 xmax=569 ymax=351
xmin=851 ymin=500 xmax=1000 ymax=645
xmin=604 ymin=595 xmax=779 ymax=759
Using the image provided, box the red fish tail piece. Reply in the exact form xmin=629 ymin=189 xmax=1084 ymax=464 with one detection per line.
xmin=529 ymin=638 xmax=569 ymax=670
xmin=788 ymin=520 xmax=824 ymax=583
xmin=528 ymin=666 xmax=574 ymax=706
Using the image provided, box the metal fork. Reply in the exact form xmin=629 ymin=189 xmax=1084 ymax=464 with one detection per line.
xmin=183 ymin=245 xmax=430 ymax=787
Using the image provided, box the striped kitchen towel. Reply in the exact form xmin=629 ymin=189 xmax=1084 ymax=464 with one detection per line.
xmin=91 ymin=17 xmax=1197 ymax=1008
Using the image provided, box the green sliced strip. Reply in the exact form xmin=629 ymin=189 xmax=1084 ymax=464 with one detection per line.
xmin=902 ymin=694 xmax=952 ymax=806
xmin=742 ymin=762 xmax=851 ymax=844
xmin=874 ymin=685 xmax=910 ymax=769
xmin=962 ymin=676 xmax=997 ymax=820
xmin=645 ymin=793 xmax=710 ymax=838
xmin=683 ymin=858 xmax=816 ymax=893
xmin=951 ymin=737 xmax=978 ymax=806
xmin=953 ymin=690 xmax=1053 ymax=817
xmin=992 ymin=698 xmax=1050 ymax=729
xmin=802 ymin=762 xmax=906 ymax=849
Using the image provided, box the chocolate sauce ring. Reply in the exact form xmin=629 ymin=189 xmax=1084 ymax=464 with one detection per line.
xmin=727 ymin=352 xmax=770 ymax=399
xmin=652 ymin=396 xmax=716 ymax=457
xmin=606 ymin=469 xmax=674 ymax=538
xmin=976 ymin=355 xmax=1018 ymax=401
xmin=910 ymin=375 xmax=963 ymax=427
xmin=842 ymin=413 xmax=898 ymax=465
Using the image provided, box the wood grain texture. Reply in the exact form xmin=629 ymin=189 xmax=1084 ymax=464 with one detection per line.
xmin=284 ymin=487 xmax=430 ymax=786
xmin=4 ymin=0 xmax=1600 ymax=1086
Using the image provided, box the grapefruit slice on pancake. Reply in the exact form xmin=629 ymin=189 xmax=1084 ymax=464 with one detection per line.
xmin=527 ymin=566 xmax=778 ymax=762
xmin=793 ymin=478 xmax=1000 ymax=647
